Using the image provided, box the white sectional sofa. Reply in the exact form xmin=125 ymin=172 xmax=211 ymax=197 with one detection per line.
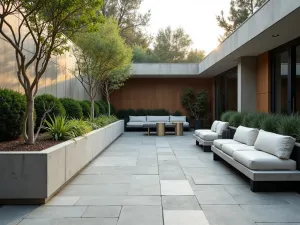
xmin=126 ymin=115 xmax=190 ymax=130
xmin=193 ymin=120 xmax=229 ymax=152
xmin=211 ymin=126 xmax=300 ymax=192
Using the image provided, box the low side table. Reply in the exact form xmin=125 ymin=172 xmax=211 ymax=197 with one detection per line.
xmin=174 ymin=122 xmax=184 ymax=136
xmin=156 ymin=123 xmax=165 ymax=136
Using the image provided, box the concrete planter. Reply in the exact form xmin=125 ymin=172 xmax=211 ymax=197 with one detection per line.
xmin=0 ymin=120 xmax=124 ymax=204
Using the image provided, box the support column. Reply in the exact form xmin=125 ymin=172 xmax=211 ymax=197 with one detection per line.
xmin=238 ymin=57 xmax=257 ymax=112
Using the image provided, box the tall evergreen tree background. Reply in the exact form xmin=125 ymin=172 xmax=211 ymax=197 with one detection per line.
xmin=216 ymin=0 xmax=266 ymax=42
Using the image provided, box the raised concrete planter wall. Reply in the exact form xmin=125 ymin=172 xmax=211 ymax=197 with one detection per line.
xmin=0 ymin=120 xmax=124 ymax=204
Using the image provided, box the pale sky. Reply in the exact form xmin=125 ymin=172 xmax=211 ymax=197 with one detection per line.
xmin=140 ymin=0 xmax=231 ymax=55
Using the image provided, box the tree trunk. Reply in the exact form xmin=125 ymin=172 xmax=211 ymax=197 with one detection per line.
xmin=90 ymin=98 xmax=95 ymax=120
xmin=26 ymin=94 xmax=35 ymax=145
xmin=106 ymin=94 xmax=111 ymax=116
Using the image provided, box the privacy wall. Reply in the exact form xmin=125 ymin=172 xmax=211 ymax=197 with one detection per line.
xmin=111 ymin=77 xmax=214 ymax=117
xmin=0 ymin=14 xmax=89 ymax=100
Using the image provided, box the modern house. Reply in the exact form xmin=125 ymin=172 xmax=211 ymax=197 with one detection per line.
xmin=110 ymin=0 xmax=300 ymax=121
xmin=1 ymin=0 xmax=300 ymax=122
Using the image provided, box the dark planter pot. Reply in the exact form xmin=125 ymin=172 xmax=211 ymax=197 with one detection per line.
xmin=194 ymin=120 xmax=204 ymax=130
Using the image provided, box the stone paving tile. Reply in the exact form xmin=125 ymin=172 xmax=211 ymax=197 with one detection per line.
xmin=195 ymin=189 xmax=238 ymax=205
xmin=202 ymin=205 xmax=255 ymax=225
xmin=192 ymin=174 xmax=246 ymax=185
xmin=157 ymin=147 xmax=173 ymax=153
xmin=161 ymin=180 xmax=194 ymax=195
xmin=241 ymin=205 xmax=300 ymax=223
xmin=91 ymin=157 xmax=137 ymax=167
xmin=26 ymin=206 xmax=87 ymax=218
xmin=80 ymin=166 xmax=135 ymax=175
xmin=128 ymin=175 xmax=161 ymax=195
xmin=57 ymin=184 xmax=129 ymax=196
xmin=136 ymin=158 xmax=158 ymax=166
xmin=164 ymin=210 xmax=209 ymax=225
xmin=224 ymin=185 xmax=289 ymax=205
xmin=76 ymin=196 xmax=162 ymax=206
xmin=133 ymin=166 xmax=158 ymax=175
xmin=46 ymin=196 xmax=80 ymax=206
xmin=70 ymin=175 xmax=133 ymax=184
xmin=18 ymin=218 xmax=118 ymax=225
xmin=82 ymin=206 xmax=121 ymax=218
xmin=162 ymin=196 xmax=201 ymax=210
xmin=117 ymin=206 xmax=163 ymax=225
xmin=178 ymin=159 xmax=206 ymax=168
xmin=0 ymin=206 xmax=37 ymax=225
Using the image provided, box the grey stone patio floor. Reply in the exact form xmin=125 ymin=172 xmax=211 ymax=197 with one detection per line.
xmin=1 ymin=131 xmax=300 ymax=225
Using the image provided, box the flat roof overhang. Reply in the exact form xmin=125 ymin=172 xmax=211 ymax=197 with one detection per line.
xmin=199 ymin=0 xmax=300 ymax=77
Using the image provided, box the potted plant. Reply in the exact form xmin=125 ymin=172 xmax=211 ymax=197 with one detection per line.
xmin=181 ymin=88 xmax=208 ymax=129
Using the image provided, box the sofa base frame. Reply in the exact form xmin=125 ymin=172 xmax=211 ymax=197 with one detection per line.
xmin=193 ymin=135 xmax=213 ymax=152
xmin=211 ymin=146 xmax=300 ymax=192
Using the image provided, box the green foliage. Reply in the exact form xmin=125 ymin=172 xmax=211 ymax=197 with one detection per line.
xmin=60 ymin=98 xmax=83 ymax=119
xmin=68 ymin=119 xmax=93 ymax=136
xmin=0 ymin=89 xmax=26 ymax=141
xmin=132 ymin=46 xmax=161 ymax=63
xmin=35 ymin=94 xmax=66 ymax=128
xmin=95 ymin=101 xmax=106 ymax=115
xmin=44 ymin=116 xmax=77 ymax=141
xmin=79 ymin=101 xmax=91 ymax=119
xmin=186 ymin=49 xmax=205 ymax=63
xmin=135 ymin=109 xmax=148 ymax=116
xmin=277 ymin=115 xmax=300 ymax=141
xmin=241 ymin=112 xmax=259 ymax=127
xmin=228 ymin=112 xmax=245 ymax=127
xmin=216 ymin=0 xmax=266 ymax=41
xmin=260 ymin=114 xmax=282 ymax=133
xmin=82 ymin=101 xmax=99 ymax=117
xmin=153 ymin=26 xmax=192 ymax=63
xmin=221 ymin=111 xmax=236 ymax=122
xmin=93 ymin=115 xmax=118 ymax=127
xmin=173 ymin=111 xmax=183 ymax=116
xmin=249 ymin=113 xmax=267 ymax=129
xmin=181 ymin=88 xmax=208 ymax=120
xmin=102 ymin=0 xmax=151 ymax=47
xmin=116 ymin=109 xmax=136 ymax=119
xmin=148 ymin=109 xmax=170 ymax=116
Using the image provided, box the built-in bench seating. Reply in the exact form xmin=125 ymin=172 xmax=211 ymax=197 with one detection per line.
xmin=211 ymin=126 xmax=300 ymax=192
xmin=193 ymin=120 xmax=229 ymax=152
xmin=126 ymin=115 xmax=190 ymax=131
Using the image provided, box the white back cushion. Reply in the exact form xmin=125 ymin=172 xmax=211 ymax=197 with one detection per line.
xmin=254 ymin=130 xmax=296 ymax=159
xmin=216 ymin=122 xmax=229 ymax=135
xmin=147 ymin=116 xmax=169 ymax=122
xmin=129 ymin=116 xmax=146 ymax=122
xmin=170 ymin=116 xmax=186 ymax=122
xmin=211 ymin=121 xmax=221 ymax=132
xmin=233 ymin=126 xmax=259 ymax=146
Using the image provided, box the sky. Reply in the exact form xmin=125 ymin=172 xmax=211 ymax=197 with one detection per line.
xmin=139 ymin=0 xmax=231 ymax=55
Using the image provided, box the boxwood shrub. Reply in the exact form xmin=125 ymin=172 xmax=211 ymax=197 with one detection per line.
xmin=79 ymin=101 xmax=91 ymax=119
xmin=221 ymin=111 xmax=235 ymax=122
xmin=0 ymin=89 xmax=26 ymax=141
xmin=60 ymin=98 xmax=83 ymax=119
xmin=35 ymin=94 xmax=65 ymax=128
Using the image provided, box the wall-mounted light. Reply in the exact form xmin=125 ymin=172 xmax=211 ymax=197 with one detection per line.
xmin=272 ymin=34 xmax=280 ymax=38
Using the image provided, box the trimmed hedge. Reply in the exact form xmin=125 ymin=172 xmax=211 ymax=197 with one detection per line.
xmin=60 ymin=98 xmax=83 ymax=119
xmin=221 ymin=111 xmax=300 ymax=142
xmin=35 ymin=94 xmax=66 ymax=127
xmin=0 ymin=89 xmax=26 ymax=141
xmin=79 ymin=101 xmax=91 ymax=119
xmin=116 ymin=108 xmax=174 ymax=119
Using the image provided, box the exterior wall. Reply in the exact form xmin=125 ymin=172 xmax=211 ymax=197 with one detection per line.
xmin=0 ymin=14 xmax=90 ymax=100
xmin=238 ymin=57 xmax=257 ymax=112
xmin=256 ymin=52 xmax=271 ymax=112
xmin=110 ymin=78 xmax=214 ymax=118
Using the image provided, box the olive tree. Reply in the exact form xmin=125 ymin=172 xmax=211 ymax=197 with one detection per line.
xmin=73 ymin=19 xmax=132 ymax=119
xmin=0 ymin=0 xmax=103 ymax=144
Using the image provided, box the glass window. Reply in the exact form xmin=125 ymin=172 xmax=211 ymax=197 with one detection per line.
xmin=274 ymin=50 xmax=288 ymax=114
xmin=296 ymin=45 xmax=300 ymax=113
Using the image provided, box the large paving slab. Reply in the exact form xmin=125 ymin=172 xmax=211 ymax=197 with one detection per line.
xmin=2 ymin=132 xmax=300 ymax=225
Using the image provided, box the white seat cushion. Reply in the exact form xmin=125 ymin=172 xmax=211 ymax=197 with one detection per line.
xmin=211 ymin=121 xmax=221 ymax=132
xmin=195 ymin=130 xmax=218 ymax=141
xmin=195 ymin=130 xmax=211 ymax=137
xmin=221 ymin=144 xmax=256 ymax=157
xmin=233 ymin=126 xmax=259 ymax=146
xmin=170 ymin=116 xmax=186 ymax=122
xmin=147 ymin=116 xmax=169 ymax=122
xmin=254 ymin=130 xmax=296 ymax=159
xmin=127 ymin=122 xmax=144 ymax=127
xmin=233 ymin=150 xmax=297 ymax=170
xmin=183 ymin=122 xmax=189 ymax=128
xmin=213 ymin=139 xmax=240 ymax=149
xmin=216 ymin=122 xmax=229 ymax=135
xmin=129 ymin=116 xmax=147 ymax=122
